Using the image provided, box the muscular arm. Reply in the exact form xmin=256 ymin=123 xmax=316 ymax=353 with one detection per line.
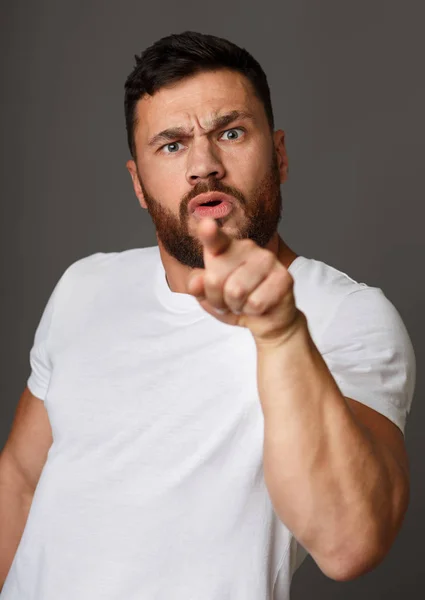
xmin=256 ymin=313 xmax=409 ymax=581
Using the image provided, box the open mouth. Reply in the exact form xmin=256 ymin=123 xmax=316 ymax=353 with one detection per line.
xmin=192 ymin=199 xmax=233 ymax=219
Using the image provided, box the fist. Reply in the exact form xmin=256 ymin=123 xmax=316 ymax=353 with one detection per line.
xmin=186 ymin=218 xmax=302 ymax=345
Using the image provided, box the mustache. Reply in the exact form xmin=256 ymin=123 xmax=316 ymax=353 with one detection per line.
xmin=182 ymin=177 xmax=246 ymax=208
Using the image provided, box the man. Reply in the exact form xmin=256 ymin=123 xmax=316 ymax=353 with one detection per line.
xmin=0 ymin=31 xmax=416 ymax=599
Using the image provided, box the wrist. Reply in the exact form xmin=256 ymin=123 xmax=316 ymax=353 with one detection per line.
xmin=253 ymin=309 xmax=308 ymax=351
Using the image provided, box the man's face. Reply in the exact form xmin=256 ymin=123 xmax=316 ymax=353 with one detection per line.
xmin=127 ymin=69 xmax=288 ymax=269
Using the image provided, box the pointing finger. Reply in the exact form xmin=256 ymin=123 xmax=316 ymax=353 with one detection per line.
xmin=196 ymin=218 xmax=232 ymax=257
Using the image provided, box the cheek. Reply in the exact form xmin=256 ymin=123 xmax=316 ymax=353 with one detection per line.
xmin=140 ymin=158 xmax=185 ymax=201
xmin=226 ymin=144 xmax=269 ymax=192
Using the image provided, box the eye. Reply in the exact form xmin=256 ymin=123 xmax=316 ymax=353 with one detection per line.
xmin=161 ymin=141 xmax=183 ymax=154
xmin=219 ymin=128 xmax=245 ymax=141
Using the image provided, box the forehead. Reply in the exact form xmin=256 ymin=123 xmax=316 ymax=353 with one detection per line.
xmin=134 ymin=69 xmax=265 ymax=141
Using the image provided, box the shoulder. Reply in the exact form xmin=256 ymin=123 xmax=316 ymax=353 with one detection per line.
xmin=291 ymin=256 xmax=416 ymax=433
xmin=289 ymin=256 xmax=373 ymax=340
xmin=54 ymin=246 xmax=159 ymax=295
xmin=291 ymin=255 xmax=414 ymax=356
xmin=47 ymin=245 xmax=160 ymax=320
xmin=64 ymin=246 xmax=159 ymax=280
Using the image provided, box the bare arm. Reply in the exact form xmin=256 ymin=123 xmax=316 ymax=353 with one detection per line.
xmin=0 ymin=386 xmax=53 ymax=588
xmin=256 ymin=314 xmax=409 ymax=581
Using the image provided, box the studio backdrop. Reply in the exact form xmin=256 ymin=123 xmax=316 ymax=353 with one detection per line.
xmin=1 ymin=1 xmax=423 ymax=598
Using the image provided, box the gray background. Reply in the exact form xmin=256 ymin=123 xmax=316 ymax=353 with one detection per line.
xmin=1 ymin=0 xmax=423 ymax=597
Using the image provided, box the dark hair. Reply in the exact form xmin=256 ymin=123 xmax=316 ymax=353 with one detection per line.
xmin=124 ymin=31 xmax=275 ymax=158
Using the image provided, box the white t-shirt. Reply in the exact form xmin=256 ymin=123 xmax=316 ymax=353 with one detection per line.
xmin=1 ymin=247 xmax=416 ymax=600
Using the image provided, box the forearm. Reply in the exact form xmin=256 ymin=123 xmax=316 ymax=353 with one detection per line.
xmin=0 ymin=478 xmax=33 ymax=588
xmin=255 ymin=311 xmax=408 ymax=579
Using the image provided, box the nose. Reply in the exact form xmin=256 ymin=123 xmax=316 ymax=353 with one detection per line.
xmin=185 ymin=138 xmax=226 ymax=185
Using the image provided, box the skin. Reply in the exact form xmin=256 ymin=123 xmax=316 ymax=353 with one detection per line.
xmin=126 ymin=68 xmax=298 ymax=293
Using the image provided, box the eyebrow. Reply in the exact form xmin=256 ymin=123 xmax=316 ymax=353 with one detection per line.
xmin=147 ymin=110 xmax=255 ymax=148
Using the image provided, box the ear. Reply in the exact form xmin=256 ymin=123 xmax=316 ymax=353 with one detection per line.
xmin=273 ymin=129 xmax=289 ymax=184
xmin=126 ymin=159 xmax=147 ymax=209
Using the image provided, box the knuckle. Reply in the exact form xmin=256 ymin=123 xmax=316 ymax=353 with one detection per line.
xmin=248 ymin=296 xmax=264 ymax=311
xmin=226 ymin=281 xmax=245 ymax=299
xmin=282 ymin=269 xmax=294 ymax=288
xmin=274 ymin=265 xmax=292 ymax=285
xmin=258 ymin=250 xmax=275 ymax=269
xmin=205 ymin=272 xmax=221 ymax=288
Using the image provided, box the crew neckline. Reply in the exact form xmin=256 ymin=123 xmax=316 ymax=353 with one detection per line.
xmin=154 ymin=249 xmax=307 ymax=314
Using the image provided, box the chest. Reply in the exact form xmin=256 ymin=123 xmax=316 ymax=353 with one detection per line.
xmin=44 ymin=312 xmax=263 ymax=462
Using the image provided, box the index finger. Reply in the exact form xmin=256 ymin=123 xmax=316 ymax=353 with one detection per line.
xmin=196 ymin=217 xmax=233 ymax=257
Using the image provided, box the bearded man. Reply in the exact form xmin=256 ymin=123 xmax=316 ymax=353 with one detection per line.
xmin=0 ymin=31 xmax=416 ymax=600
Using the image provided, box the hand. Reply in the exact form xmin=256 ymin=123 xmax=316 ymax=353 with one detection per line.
xmin=186 ymin=218 xmax=303 ymax=346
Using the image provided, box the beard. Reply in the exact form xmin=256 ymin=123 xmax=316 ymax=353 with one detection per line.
xmin=138 ymin=153 xmax=283 ymax=270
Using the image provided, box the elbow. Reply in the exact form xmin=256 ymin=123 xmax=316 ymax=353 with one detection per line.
xmin=315 ymin=493 xmax=409 ymax=581
xmin=313 ymin=534 xmax=392 ymax=582
xmin=319 ymin=553 xmax=384 ymax=582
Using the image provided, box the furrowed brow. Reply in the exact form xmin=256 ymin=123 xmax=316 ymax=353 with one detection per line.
xmin=147 ymin=110 xmax=254 ymax=148
xmin=205 ymin=110 xmax=254 ymax=131
xmin=147 ymin=127 xmax=189 ymax=148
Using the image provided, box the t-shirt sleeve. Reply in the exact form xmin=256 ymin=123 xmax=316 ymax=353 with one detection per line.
xmin=26 ymin=270 xmax=68 ymax=401
xmin=319 ymin=287 xmax=416 ymax=435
